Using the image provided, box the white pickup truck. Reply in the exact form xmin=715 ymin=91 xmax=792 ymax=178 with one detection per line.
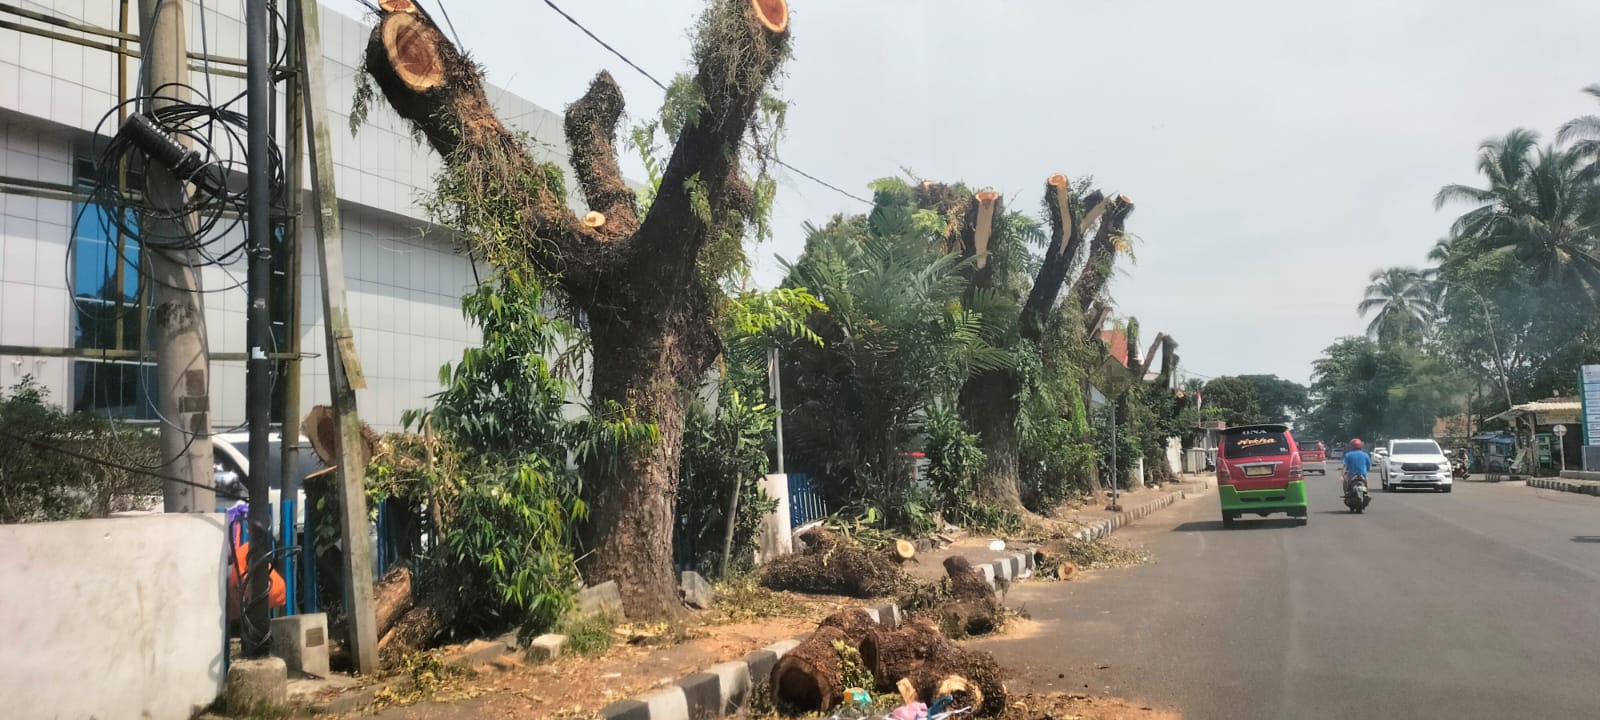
xmin=1378 ymin=438 xmax=1453 ymax=493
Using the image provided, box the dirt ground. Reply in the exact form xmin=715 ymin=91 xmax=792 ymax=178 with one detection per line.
xmin=329 ymin=591 xmax=863 ymax=720
xmin=1002 ymin=692 xmax=1181 ymax=720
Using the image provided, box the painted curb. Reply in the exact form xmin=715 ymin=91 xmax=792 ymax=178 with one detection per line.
xmin=1069 ymin=487 xmax=1193 ymax=543
xmin=597 ymin=607 xmax=899 ymax=720
xmin=1528 ymin=476 xmax=1600 ymax=496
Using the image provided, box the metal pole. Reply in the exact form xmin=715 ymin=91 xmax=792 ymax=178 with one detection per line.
xmin=768 ymin=346 xmax=784 ymax=474
xmin=279 ymin=0 xmax=307 ymax=616
xmin=138 ymin=0 xmax=215 ymax=515
xmin=242 ymin=0 xmax=276 ymax=658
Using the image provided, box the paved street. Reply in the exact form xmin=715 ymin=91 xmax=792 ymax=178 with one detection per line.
xmin=976 ymin=466 xmax=1600 ymax=719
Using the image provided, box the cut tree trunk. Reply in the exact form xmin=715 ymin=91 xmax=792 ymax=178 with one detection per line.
xmin=905 ymin=646 xmax=1008 ymax=717
xmin=959 ymin=368 xmax=1024 ymax=513
xmin=373 ymin=563 xmax=414 ymax=637
xmin=818 ymin=608 xmax=882 ymax=638
xmin=939 ymin=555 xmax=1000 ymax=637
xmin=859 ymin=618 xmax=946 ymax=691
xmin=770 ymin=625 xmax=851 ymax=712
xmin=890 ymin=538 xmax=917 ymax=563
xmin=362 ymin=0 xmax=791 ymax=621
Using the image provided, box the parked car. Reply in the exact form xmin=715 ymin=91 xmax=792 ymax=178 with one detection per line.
xmin=1300 ymin=440 xmax=1327 ymax=474
xmin=1379 ymin=438 xmax=1452 ymax=493
xmin=1215 ymin=423 xmax=1309 ymax=528
xmin=212 ymin=432 xmax=326 ymax=531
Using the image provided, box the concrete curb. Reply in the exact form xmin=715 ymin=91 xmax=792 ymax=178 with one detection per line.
xmin=597 ymin=605 xmax=902 ymax=720
xmin=1527 ymin=476 xmax=1600 ymax=497
xmin=1069 ymin=486 xmax=1197 ymax=543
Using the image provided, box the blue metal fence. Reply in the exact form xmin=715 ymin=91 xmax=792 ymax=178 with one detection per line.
xmin=787 ymin=472 xmax=827 ymax=527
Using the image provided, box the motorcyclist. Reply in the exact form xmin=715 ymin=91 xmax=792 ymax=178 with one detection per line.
xmin=1342 ymin=438 xmax=1372 ymax=497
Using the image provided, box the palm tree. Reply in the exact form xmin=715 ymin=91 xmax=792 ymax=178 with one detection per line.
xmin=1435 ymin=130 xmax=1600 ymax=298
xmin=1358 ymin=267 xmax=1435 ymax=345
xmin=1557 ymin=83 xmax=1600 ymax=179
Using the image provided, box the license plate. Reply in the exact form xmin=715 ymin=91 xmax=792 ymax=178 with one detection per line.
xmin=1244 ymin=466 xmax=1273 ymax=477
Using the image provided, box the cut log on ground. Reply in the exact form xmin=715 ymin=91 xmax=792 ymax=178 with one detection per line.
xmin=890 ymin=538 xmax=917 ymax=563
xmin=373 ymin=563 xmax=415 ymax=637
xmin=859 ymin=618 xmax=946 ymax=692
xmin=939 ymin=555 xmax=1001 ymax=637
xmin=906 ymin=645 xmax=1008 ymax=717
xmin=770 ymin=625 xmax=851 ymax=713
xmin=818 ymin=608 xmax=882 ymax=639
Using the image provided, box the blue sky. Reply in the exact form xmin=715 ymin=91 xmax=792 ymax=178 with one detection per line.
xmin=327 ymin=0 xmax=1600 ymax=385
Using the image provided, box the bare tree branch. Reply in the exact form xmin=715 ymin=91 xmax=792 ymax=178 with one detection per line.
xmin=565 ymin=72 xmax=641 ymax=235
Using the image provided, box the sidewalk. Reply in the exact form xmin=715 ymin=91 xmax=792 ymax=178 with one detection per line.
xmin=902 ymin=476 xmax=1212 ymax=585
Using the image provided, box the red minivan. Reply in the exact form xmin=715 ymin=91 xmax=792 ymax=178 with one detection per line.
xmin=1215 ymin=423 xmax=1309 ymax=527
xmin=1300 ymin=440 xmax=1327 ymax=474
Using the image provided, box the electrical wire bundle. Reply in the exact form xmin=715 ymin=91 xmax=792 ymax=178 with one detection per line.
xmin=85 ymin=83 xmax=285 ymax=269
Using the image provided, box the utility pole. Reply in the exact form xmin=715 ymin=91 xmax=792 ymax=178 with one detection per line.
xmin=294 ymin=0 xmax=379 ymax=674
xmin=138 ymin=0 xmax=214 ymax=514
xmin=242 ymin=0 xmax=276 ymax=657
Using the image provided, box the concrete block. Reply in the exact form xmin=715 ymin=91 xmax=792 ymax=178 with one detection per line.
xmin=639 ymin=686 xmax=689 ymax=720
xmin=863 ymin=607 xmax=881 ymax=623
xmin=977 ymin=563 xmax=996 ymax=588
xmin=875 ymin=604 xmax=900 ymax=629
xmin=577 ymin=580 xmax=626 ymax=619
xmin=707 ymin=661 xmax=752 ymax=712
xmin=744 ymin=649 xmax=779 ymax=687
xmin=678 ymin=672 xmax=721 ymax=718
xmin=221 ymin=657 xmax=288 ymax=714
xmin=600 ymin=698 xmax=650 ymax=720
xmin=766 ymin=638 xmax=801 ymax=658
xmin=992 ymin=559 xmax=1011 ymax=581
xmin=270 ymin=613 xmax=330 ymax=678
xmin=680 ymin=570 xmax=714 ymax=609
xmin=526 ymin=633 xmax=568 ymax=662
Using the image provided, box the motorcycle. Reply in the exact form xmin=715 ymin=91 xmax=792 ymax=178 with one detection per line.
xmin=1452 ymin=457 xmax=1469 ymax=481
xmin=1344 ymin=473 xmax=1371 ymax=513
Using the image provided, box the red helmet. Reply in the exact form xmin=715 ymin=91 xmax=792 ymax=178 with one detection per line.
xmin=1350 ymin=438 xmax=1364 ymax=449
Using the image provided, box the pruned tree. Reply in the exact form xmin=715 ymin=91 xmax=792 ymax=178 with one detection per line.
xmin=362 ymin=0 xmax=792 ymax=617
xmin=950 ymin=178 xmax=1123 ymax=512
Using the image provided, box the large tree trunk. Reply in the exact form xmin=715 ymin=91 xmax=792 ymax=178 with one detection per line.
xmin=959 ymin=369 xmax=1024 ymax=512
xmin=363 ymin=0 xmax=790 ymax=620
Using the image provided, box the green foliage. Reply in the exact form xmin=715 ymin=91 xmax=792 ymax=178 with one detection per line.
xmin=377 ymin=274 xmax=587 ymax=640
xmin=922 ymin=403 xmax=1016 ymax=532
xmin=350 ymin=59 xmax=375 ymax=136
xmin=1359 ymin=267 xmax=1436 ymax=346
xmin=661 ymin=73 xmax=707 ymax=142
xmin=1200 ymin=376 xmax=1263 ymax=427
xmin=677 ymin=388 xmax=779 ymax=577
xmin=777 ymin=208 xmax=1012 ymax=528
xmin=1299 ymin=337 xmax=1463 ymax=442
xmin=1019 ymin=310 xmax=1100 ymax=508
xmin=628 ymin=121 xmax=665 ymax=215
xmin=438 ymin=454 xmax=585 ymax=637
xmin=0 ymin=377 xmax=162 ymax=523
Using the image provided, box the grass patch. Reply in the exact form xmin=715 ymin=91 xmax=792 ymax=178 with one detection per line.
xmin=556 ymin=612 xmax=617 ymax=656
xmin=369 ymin=650 xmax=478 ymax=710
xmin=713 ymin=573 xmax=789 ymax=622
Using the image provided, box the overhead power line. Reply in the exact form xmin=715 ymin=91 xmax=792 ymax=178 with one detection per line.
xmin=537 ymin=0 xmax=873 ymax=207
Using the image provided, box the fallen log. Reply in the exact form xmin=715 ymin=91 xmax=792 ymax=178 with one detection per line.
xmin=373 ymin=563 xmax=415 ymax=637
xmin=770 ymin=625 xmax=851 ymax=712
xmin=859 ymin=618 xmax=945 ymax=692
xmin=889 ymin=538 xmax=917 ymax=564
xmin=818 ymin=608 xmax=882 ymax=638
xmin=939 ymin=556 xmax=1000 ymax=637
xmin=906 ymin=645 xmax=1008 ymax=717
xmin=761 ymin=530 xmax=906 ymax=598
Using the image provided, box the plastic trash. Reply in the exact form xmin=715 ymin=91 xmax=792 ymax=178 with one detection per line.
xmin=889 ymin=702 xmax=926 ymax=720
xmin=988 ymin=539 xmax=1006 ymax=552
xmin=845 ymin=687 xmax=872 ymax=706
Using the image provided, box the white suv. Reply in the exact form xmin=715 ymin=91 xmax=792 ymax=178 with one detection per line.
xmin=1379 ymin=438 xmax=1453 ymax=493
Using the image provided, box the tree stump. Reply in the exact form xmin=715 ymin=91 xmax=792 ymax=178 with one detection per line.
xmin=859 ymin=618 xmax=946 ymax=692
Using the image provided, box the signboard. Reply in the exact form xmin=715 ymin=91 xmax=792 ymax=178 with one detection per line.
xmin=1582 ymin=365 xmax=1600 ymax=450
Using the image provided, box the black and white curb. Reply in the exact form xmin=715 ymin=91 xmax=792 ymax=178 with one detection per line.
xmin=598 ymin=603 xmax=903 ymax=720
xmin=1069 ymin=488 xmax=1193 ymax=542
xmin=1528 ymin=476 xmax=1600 ymax=496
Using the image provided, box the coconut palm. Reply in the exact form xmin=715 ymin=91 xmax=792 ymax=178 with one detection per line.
xmin=1557 ymin=83 xmax=1600 ymax=179
xmin=1358 ymin=267 xmax=1435 ymax=345
xmin=1435 ymin=131 xmax=1600 ymax=297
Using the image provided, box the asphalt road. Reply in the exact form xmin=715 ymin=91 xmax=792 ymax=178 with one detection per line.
xmin=975 ymin=466 xmax=1600 ymax=719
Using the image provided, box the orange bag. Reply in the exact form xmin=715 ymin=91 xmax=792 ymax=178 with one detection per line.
xmin=227 ymin=521 xmax=287 ymax=620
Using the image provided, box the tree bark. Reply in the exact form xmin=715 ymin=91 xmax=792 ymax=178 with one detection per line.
xmin=859 ymin=618 xmax=946 ymax=691
xmin=905 ymin=646 xmax=1008 ymax=717
xmin=373 ymin=563 xmax=414 ymax=637
xmin=363 ymin=0 xmax=790 ymax=620
xmin=770 ymin=625 xmax=852 ymax=712
xmin=1071 ymin=197 xmax=1135 ymax=316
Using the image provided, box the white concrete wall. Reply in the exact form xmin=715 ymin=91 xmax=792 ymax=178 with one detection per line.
xmin=0 ymin=513 xmax=228 ymax=720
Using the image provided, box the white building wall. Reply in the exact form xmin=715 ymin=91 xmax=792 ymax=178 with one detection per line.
xmin=0 ymin=1 xmax=588 ymax=429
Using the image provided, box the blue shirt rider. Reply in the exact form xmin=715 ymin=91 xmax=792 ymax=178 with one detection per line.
xmin=1342 ymin=439 xmax=1372 ymax=495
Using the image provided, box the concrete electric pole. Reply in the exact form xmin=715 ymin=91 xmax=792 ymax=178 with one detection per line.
xmin=137 ymin=0 xmax=215 ymax=514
